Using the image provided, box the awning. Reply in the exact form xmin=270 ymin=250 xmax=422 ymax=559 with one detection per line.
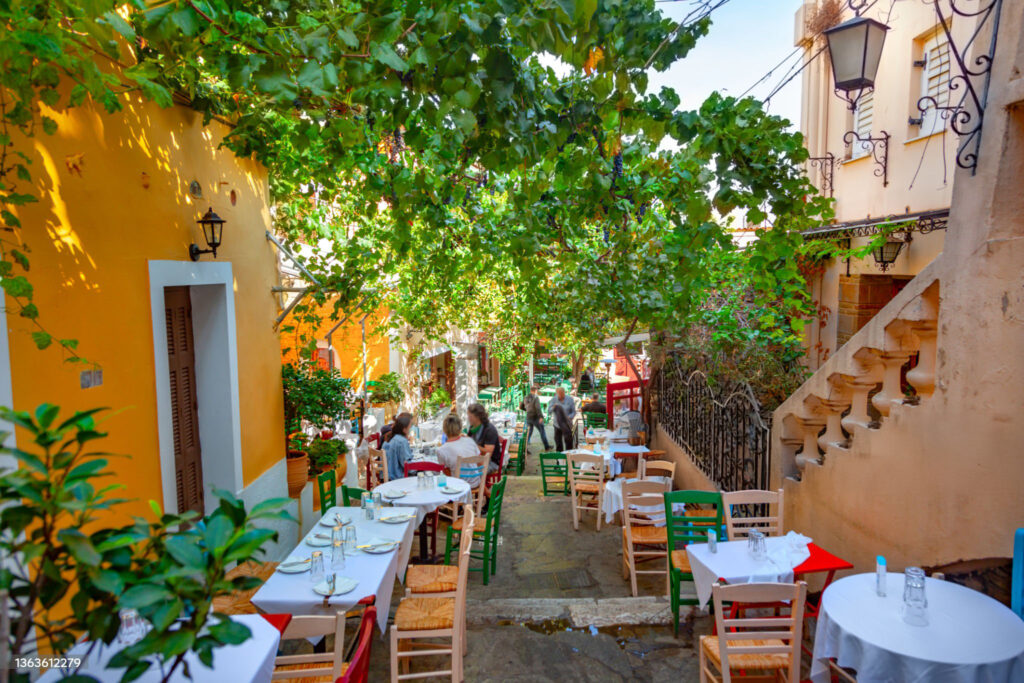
xmin=802 ymin=208 xmax=949 ymax=240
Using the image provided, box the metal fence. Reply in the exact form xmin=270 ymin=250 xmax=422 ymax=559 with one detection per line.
xmin=656 ymin=358 xmax=772 ymax=492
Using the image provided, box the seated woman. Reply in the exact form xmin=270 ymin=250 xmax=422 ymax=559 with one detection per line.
xmin=382 ymin=413 xmax=413 ymax=481
xmin=436 ymin=414 xmax=481 ymax=485
xmin=467 ymin=403 xmax=503 ymax=473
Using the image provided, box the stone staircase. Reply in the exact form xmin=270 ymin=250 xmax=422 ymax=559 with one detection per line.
xmin=774 ymin=260 xmax=941 ymax=482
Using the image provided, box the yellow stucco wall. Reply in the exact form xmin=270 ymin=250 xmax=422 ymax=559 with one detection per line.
xmin=6 ymin=93 xmax=285 ymax=521
xmin=281 ymin=302 xmax=393 ymax=393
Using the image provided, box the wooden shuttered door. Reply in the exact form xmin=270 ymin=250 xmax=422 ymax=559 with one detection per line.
xmin=164 ymin=286 xmax=204 ymax=515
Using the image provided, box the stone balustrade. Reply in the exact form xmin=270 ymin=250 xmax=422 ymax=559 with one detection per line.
xmin=773 ymin=263 xmax=941 ymax=481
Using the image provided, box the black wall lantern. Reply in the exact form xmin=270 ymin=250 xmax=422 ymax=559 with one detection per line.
xmin=190 ymin=207 xmax=226 ymax=261
xmin=872 ymin=231 xmax=911 ymax=272
xmin=824 ymin=12 xmax=889 ymax=111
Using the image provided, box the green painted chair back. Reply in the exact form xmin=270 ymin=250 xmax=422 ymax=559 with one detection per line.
xmin=664 ymin=490 xmax=725 ymax=551
xmin=583 ymin=412 xmax=608 ymax=429
xmin=539 ymin=452 xmax=568 ymax=495
xmin=317 ymin=469 xmax=337 ymax=510
xmin=342 ymin=484 xmax=367 ymax=507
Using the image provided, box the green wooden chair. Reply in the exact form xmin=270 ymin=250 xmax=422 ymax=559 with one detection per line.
xmin=444 ymin=476 xmax=508 ymax=585
xmin=539 ymin=452 xmax=569 ymax=496
xmin=583 ymin=412 xmax=608 ymax=430
xmin=508 ymin=435 xmax=526 ymax=476
xmin=341 ymin=484 xmax=367 ymax=507
xmin=664 ymin=490 xmax=725 ymax=635
xmin=316 ymin=469 xmax=337 ymax=511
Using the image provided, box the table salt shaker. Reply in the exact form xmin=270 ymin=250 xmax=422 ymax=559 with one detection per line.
xmin=876 ymin=555 xmax=887 ymax=597
xmin=707 ymin=529 xmax=717 ymax=553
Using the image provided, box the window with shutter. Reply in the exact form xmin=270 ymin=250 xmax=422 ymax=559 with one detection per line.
xmin=164 ymin=286 xmax=205 ymax=515
xmin=850 ymin=89 xmax=874 ymax=159
xmin=919 ymin=32 xmax=951 ymax=136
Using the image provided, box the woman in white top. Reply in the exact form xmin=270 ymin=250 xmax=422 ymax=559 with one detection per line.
xmin=436 ymin=414 xmax=482 ymax=485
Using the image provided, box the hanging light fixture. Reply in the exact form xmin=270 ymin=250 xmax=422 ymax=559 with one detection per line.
xmin=190 ymin=207 xmax=226 ymax=261
xmin=872 ymin=230 xmax=911 ymax=272
xmin=824 ymin=12 xmax=889 ymax=110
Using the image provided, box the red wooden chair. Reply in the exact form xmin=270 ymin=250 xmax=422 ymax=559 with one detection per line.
xmin=485 ymin=437 xmax=509 ymax=487
xmin=404 ymin=461 xmax=445 ymax=557
xmin=337 ymin=605 xmax=377 ymax=683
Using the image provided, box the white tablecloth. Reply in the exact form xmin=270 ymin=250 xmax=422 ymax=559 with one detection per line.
xmin=565 ymin=447 xmax=624 ymax=478
xmin=601 ymin=476 xmax=672 ymax=523
xmin=490 ymin=412 xmax=518 ymax=429
xmin=39 ymin=614 xmax=279 ymax=683
xmin=417 ymin=421 xmax=442 ymax=443
xmin=811 ymin=572 xmax=1024 ymax=683
xmin=686 ymin=535 xmax=812 ymax=607
xmin=252 ymin=506 xmax=416 ymax=632
xmin=373 ymin=477 xmax=472 ymax=525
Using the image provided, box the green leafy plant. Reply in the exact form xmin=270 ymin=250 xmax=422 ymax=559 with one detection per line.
xmin=0 ymin=404 xmax=292 ymax=683
xmin=369 ymin=372 xmax=403 ymax=406
xmin=282 ymin=361 xmax=353 ymax=432
xmin=423 ymin=387 xmax=451 ymax=415
xmin=306 ymin=438 xmax=345 ymax=476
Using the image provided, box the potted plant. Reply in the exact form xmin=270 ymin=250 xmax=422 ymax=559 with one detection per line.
xmin=282 ymin=361 xmax=353 ymax=498
xmin=369 ymin=371 xmax=404 ymax=413
xmin=286 ymin=428 xmax=309 ymax=498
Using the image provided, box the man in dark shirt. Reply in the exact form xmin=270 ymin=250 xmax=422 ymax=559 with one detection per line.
xmin=519 ymin=384 xmax=551 ymax=452
xmin=468 ymin=403 xmax=503 ymax=471
xmin=581 ymin=393 xmax=606 ymax=414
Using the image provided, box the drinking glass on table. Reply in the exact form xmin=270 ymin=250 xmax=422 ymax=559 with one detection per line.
xmin=343 ymin=525 xmax=357 ymax=552
xmin=902 ymin=566 xmax=929 ymax=626
xmin=310 ymin=551 xmax=325 ymax=584
xmin=748 ymin=529 xmax=767 ymax=561
xmin=331 ymin=524 xmax=344 ymax=546
xmin=372 ymin=491 xmax=382 ymax=515
xmin=438 ymin=471 xmax=447 ymax=488
xmin=361 ymin=491 xmax=373 ymax=520
xmin=331 ymin=541 xmax=346 ymax=570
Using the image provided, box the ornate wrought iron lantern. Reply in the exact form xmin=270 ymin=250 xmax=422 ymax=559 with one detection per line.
xmin=872 ymin=231 xmax=911 ymax=272
xmin=190 ymin=207 xmax=226 ymax=261
xmin=824 ymin=14 xmax=889 ymax=110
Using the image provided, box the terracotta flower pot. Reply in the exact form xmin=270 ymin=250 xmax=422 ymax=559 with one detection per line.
xmin=286 ymin=450 xmax=308 ymax=498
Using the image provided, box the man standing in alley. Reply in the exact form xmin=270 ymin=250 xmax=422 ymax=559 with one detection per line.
xmin=548 ymin=386 xmax=577 ymax=451
xmin=520 ymin=384 xmax=551 ymax=453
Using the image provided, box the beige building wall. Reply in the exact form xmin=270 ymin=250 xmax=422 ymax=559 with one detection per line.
xmin=796 ymin=1 xmax=969 ymax=368
xmin=773 ymin=3 xmax=1024 ymax=576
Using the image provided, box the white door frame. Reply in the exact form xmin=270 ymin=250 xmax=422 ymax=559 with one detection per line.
xmin=148 ymin=260 xmax=243 ymax=514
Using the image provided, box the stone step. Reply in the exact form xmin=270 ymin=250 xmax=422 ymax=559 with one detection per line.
xmin=465 ymin=594 xmax=701 ymax=627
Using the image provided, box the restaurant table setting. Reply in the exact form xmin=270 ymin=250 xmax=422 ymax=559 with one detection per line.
xmin=686 ymin=531 xmax=814 ymax=607
xmin=810 ymin=571 xmax=1024 ymax=682
xmin=566 ymin=442 xmax=625 ymax=477
xmin=37 ymin=613 xmax=280 ymax=683
xmin=490 ymin=411 xmax=518 ymax=429
xmin=601 ymin=475 xmax=672 ymax=523
xmin=252 ymin=505 xmax=416 ymax=632
xmin=373 ymin=475 xmax=472 ymax=526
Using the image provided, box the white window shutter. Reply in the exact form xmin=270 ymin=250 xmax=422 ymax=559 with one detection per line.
xmin=850 ymin=89 xmax=874 ymax=159
xmin=920 ymin=32 xmax=951 ymax=136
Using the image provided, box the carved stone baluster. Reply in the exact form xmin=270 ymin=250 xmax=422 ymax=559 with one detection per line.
xmin=842 ymin=376 xmax=878 ymax=432
xmin=817 ymin=399 xmax=850 ymax=451
xmin=906 ymin=324 xmax=938 ymax=398
xmin=872 ymin=351 xmax=912 ymax=417
xmin=794 ymin=414 xmax=826 ymax=468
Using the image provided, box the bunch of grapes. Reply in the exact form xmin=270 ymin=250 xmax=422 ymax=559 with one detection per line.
xmin=613 ymin=152 xmax=623 ymax=178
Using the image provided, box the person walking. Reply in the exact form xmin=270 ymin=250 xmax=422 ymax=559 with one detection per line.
xmin=520 ymin=384 xmax=551 ymax=453
xmin=548 ymin=386 xmax=576 ymax=451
